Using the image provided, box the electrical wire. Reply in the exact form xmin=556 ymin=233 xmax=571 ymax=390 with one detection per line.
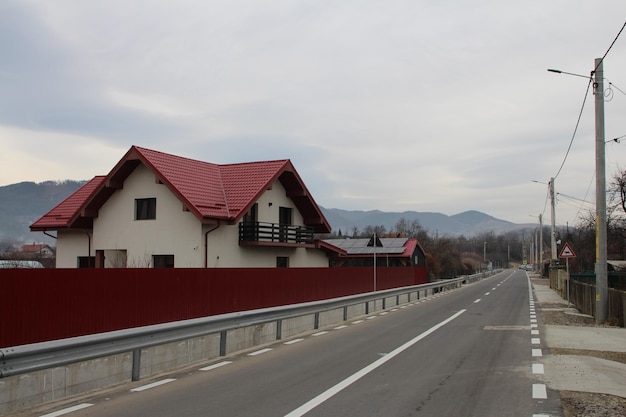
xmin=552 ymin=22 xmax=625 ymax=181
xmin=553 ymin=77 xmax=593 ymax=180
xmin=593 ymin=21 xmax=626 ymax=73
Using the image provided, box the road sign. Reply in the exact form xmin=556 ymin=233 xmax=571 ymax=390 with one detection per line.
xmin=559 ymin=242 xmax=576 ymax=258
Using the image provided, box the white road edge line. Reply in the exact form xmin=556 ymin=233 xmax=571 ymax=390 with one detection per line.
xmin=40 ymin=403 xmax=94 ymax=417
xmin=130 ymin=378 xmax=176 ymax=392
xmin=283 ymin=309 xmax=467 ymax=417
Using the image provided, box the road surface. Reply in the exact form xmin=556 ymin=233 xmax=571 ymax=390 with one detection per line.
xmin=34 ymin=269 xmax=562 ymax=417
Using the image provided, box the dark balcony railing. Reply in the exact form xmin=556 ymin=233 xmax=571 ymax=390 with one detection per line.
xmin=239 ymin=222 xmax=314 ymax=245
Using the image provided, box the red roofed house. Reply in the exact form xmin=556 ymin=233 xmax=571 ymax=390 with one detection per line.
xmin=318 ymin=237 xmax=427 ymax=268
xmin=31 ymin=146 xmax=332 ymax=268
xmin=20 ymin=243 xmax=55 ymax=258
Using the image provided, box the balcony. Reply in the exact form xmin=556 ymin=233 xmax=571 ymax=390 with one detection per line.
xmin=239 ymin=222 xmax=315 ymax=247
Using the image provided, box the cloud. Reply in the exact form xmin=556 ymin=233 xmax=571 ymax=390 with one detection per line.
xmin=2 ymin=0 xmax=626 ymax=227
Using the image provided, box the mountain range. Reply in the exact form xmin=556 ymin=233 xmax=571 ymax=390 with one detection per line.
xmin=0 ymin=181 xmax=531 ymax=245
xmin=321 ymin=207 xmax=530 ymax=237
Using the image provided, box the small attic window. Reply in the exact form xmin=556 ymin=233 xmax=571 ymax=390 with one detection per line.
xmin=135 ymin=198 xmax=156 ymax=220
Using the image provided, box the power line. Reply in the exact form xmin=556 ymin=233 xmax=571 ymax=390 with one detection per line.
xmin=552 ymin=22 xmax=626 ymax=181
xmin=553 ymin=78 xmax=593 ymax=180
xmin=593 ymin=21 xmax=626 ymax=73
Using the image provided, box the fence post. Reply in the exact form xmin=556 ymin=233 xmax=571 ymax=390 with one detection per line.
xmin=219 ymin=330 xmax=227 ymax=356
xmin=131 ymin=349 xmax=141 ymax=381
xmin=276 ymin=319 xmax=282 ymax=340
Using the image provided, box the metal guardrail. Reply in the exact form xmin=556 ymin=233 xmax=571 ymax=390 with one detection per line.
xmin=0 ymin=274 xmax=491 ymax=380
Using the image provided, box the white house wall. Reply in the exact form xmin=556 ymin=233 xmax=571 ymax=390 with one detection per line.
xmin=93 ymin=164 xmax=203 ymax=267
xmin=56 ymin=230 xmax=90 ymax=268
xmin=57 ymin=166 xmax=328 ymax=268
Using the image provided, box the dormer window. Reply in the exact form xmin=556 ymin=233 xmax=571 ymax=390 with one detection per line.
xmin=135 ymin=198 xmax=156 ymax=220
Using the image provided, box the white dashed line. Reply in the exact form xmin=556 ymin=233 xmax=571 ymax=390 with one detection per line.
xmin=532 ymin=383 xmax=548 ymax=399
xmin=532 ymin=363 xmax=545 ymax=374
xmin=312 ymin=331 xmax=329 ymax=337
xmin=532 ymin=348 xmax=543 ymax=357
xmin=334 ymin=325 xmax=348 ymax=330
xmin=131 ymin=378 xmax=176 ymax=392
xmin=531 ymin=337 xmax=541 ymax=345
xmin=40 ymin=403 xmax=94 ymax=417
xmin=474 ymin=299 xmax=482 ymax=303
xmin=199 ymin=361 xmax=232 ymax=371
xmin=366 ymin=316 xmax=377 ymax=320
xmin=248 ymin=348 xmax=273 ymax=356
xmin=284 ymin=338 xmax=304 ymax=345
xmin=352 ymin=320 xmax=364 ymax=324
xmin=531 ymin=329 xmax=539 ymax=335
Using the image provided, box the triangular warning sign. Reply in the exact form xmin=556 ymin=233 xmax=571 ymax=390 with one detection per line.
xmin=559 ymin=242 xmax=576 ymax=258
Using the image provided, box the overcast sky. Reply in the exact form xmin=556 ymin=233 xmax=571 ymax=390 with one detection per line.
xmin=2 ymin=1 xmax=626 ymax=227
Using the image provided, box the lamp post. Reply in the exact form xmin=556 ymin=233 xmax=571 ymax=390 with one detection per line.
xmin=547 ymin=61 xmax=608 ymax=323
xmin=532 ymin=180 xmax=557 ymax=264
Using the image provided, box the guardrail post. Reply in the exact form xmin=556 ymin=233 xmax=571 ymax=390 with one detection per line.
xmin=219 ymin=330 xmax=227 ymax=356
xmin=365 ymin=301 xmax=369 ymax=315
xmin=131 ymin=349 xmax=141 ymax=381
xmin=382 ymin=298 xmax=386 ymax=310
xmin=276 ymin=319 xmax=282 ymax=340
xmin=343 ymin=306 xmax=348 ymax=321
xmin=314 ymin=312 xmax=320 ymax=329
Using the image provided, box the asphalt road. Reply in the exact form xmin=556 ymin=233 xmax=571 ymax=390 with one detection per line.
xmin=35 ymin=269 xmax=562 ymax=417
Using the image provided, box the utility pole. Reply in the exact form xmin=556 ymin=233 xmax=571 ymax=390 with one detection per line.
xmin=549 ymin=177 xmax=557 ymax=264
xmin=594 ymin=58 xmax=608 ymax=324
xmin=539 ymin=214 xmax=543 ymax=275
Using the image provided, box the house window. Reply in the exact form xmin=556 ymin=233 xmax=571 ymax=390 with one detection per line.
xmin=153 ymin=254 xmax=174 ymax=268
xmin=77 ymin=256 xmax=95 ymax=268
xmin=276 ymin=256 xmax=289 ymax=268
xmin=135 ymin=198 xmax=156 ymax=220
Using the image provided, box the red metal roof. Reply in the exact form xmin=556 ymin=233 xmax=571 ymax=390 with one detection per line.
xmin=30 ymin=176 xmax=106 ymax=230
xmin=31 ymin=146 xmax=331 ymax=233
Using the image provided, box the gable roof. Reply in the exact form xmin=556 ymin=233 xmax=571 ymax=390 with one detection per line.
xmin=31 ymin=146 xmax=331 ymax=233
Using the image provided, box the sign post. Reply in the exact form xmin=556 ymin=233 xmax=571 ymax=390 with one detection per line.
xmin=559 ymin=243 xmax=577 ymax=307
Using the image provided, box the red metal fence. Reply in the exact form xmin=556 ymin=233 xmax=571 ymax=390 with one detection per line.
xmin=1 ymin=266 xmax=427 ymax=347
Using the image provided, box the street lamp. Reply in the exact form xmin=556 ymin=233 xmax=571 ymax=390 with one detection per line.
xmin=548 ymin=60 xmax=608 ymax=324
xmin=532 ymin=179 xmax=557 ymax=264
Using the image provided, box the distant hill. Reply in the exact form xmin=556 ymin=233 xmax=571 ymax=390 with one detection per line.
xmin=320 ymin=207 xmax=530 ymax=237
xmin=0 ymin=181 xmax=85 ymax=244
xmin=0 ymin=180 xmax=531 ymax=245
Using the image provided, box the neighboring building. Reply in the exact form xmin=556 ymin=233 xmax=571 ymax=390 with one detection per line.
xmin=318 ymin=237 xmax=427 ymax=268
xmin=31 ymin=146 xmax=332 ymax=268
xmin=20 ymin=243 xmax=55 ymax=257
